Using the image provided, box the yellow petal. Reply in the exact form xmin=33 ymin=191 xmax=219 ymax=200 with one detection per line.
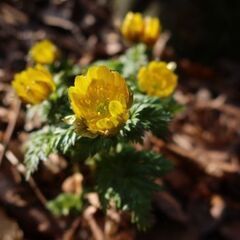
xmin=12 ymin=66 xmax=55 ymax=105
xmin=87 ymin=66 xmax=99 ymax=80
xmin=138 ymin=61 xmax=178 ymax=98
xmin=142 ymin=17 xmax=160 ymax=45
xmin=74 ymin=75 xmax=91 ymax=95
xmin=109 ymin=100 xmax=124 ymax=117
xmin=121 ymin=12 xmax=144 ymax=41
xmin=96 ymin=118 xmax=114 ymax=130
xmin=109 ymin=117 xmax=119 ymax=127
xmin=30 ymin=40 xmax=59 ymax=64
xmin=68 ymin=87 xmax=83 ymax=118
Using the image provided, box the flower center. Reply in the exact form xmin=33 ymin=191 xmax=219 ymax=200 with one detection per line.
xmin=96 ymin=101 xmax=109 ymax=116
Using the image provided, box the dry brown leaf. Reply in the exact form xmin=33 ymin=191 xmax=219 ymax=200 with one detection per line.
xmin=62 ymin=172 xmax=83 ymax=195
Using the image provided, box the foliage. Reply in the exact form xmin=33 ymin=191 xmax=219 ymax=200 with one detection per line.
xmin=47 ymin=193 xmax=83 ymax=216
xmin=95 ymin=44 xmax=147 ymax=78
xmin=24 ymin=126 xmax=80 ymax=178
xmin=96 ymin=146 xmax=172 ymax=229
xmin=120 ymin=94 xmax=181 ymax=141
xmin=120 ymin=44 xmax=148 ymax=78
xmin=24 ymin=91 xmax=180 ymax=176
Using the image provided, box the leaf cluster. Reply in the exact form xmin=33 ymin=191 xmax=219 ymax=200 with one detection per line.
xmin=121 ymin=94 xmax=181 ymax=142
xmin=95 ymin=146 xmax=172 ymax=229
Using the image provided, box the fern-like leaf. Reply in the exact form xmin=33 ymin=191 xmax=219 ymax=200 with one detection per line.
xmin=24 ymin=126 xmax=80 ymax=178
xmin=96 ymin=146 xmax=172 ymax=229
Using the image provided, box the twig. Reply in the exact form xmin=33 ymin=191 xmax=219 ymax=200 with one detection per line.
xmin=197 ymin=101 xmax=240 ymax=119
xmin=149 ymin=135 xmax=201 ymax=163
xmin=153 ymin=31 xmax=171 ymax=59
xmin=166 ymin=143 xmax=198 ymax=162
xmin=41 ymin=15 xmax=85 ymax=46
xmin=84 ymin=206 xmax=105 ymax=240
xmin=179 ymin=92 xmax=240 ymax=119
xmin=63 ymin=216 xmax=82 ymax=240
xmin=28 ymin=176 xmax=48 ymax=206
xmin=63 ymin=205 xmax=105 ymax=240
xmin=5 ymin=150 xmax=47 ymax=206
xmin=5 ymin=150 xmax=64 ymax=237
xmin=0 ymin=99 xmax=21 ymax=166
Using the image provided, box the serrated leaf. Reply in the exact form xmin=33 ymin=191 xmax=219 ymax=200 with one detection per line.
xmin=95 ymin=146 xmax=172 ymax=229
xmin=24 ymin=126 xmax=80 ymax=178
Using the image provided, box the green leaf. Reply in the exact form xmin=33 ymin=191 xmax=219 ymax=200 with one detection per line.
xmin=95 ymin=146 xmax=172 ymax=229
xmin=120 ymin=44 xmax=148 ymax=78
xmin=24 ymin=126 xmax=80 ymax=178
xmin=93 ymin=44 xmax=148 ymax=78
xmin=120 ymin=94 xmax=181 ymax=142
xmin=47 ymin=193 xmax=83 ymax=216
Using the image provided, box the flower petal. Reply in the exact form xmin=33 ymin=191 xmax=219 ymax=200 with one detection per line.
xmin=109 ymin=100 xmax=124 ymax=117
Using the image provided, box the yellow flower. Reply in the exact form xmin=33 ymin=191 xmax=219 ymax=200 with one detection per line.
xmin=30 ymin=40 xmax=59 ymax=64
xmin=142 ymin=17 xmax=161 ymax=45
xmin=121 ymin=12 xmax=161 ymax=45
xmin=121 ymin=12 xmax=144 ymax=42
xmin=12 ymin=65 xmax=55 ymax=104
xmin=138 ymin=61 xmax=177 ymax=98
xmin=68 ymin=66 xmax=132 ymax=137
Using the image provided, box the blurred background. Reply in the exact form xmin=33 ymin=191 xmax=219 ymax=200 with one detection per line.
xmin=0 ymin=0 xmax=240 ymax=239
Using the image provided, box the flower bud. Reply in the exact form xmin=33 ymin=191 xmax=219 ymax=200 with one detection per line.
xmin=121 ymin=12 xmax=144 ymax=42
xmin=142 ymin=17 xmax=161 ymax=45
xmin=138 ymin=61 xmax=177 ymax=97
xmin=30 ymin=40 xmax=59 ymax=65
xmin=12 ymin=65 xmax=55 ymax=104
